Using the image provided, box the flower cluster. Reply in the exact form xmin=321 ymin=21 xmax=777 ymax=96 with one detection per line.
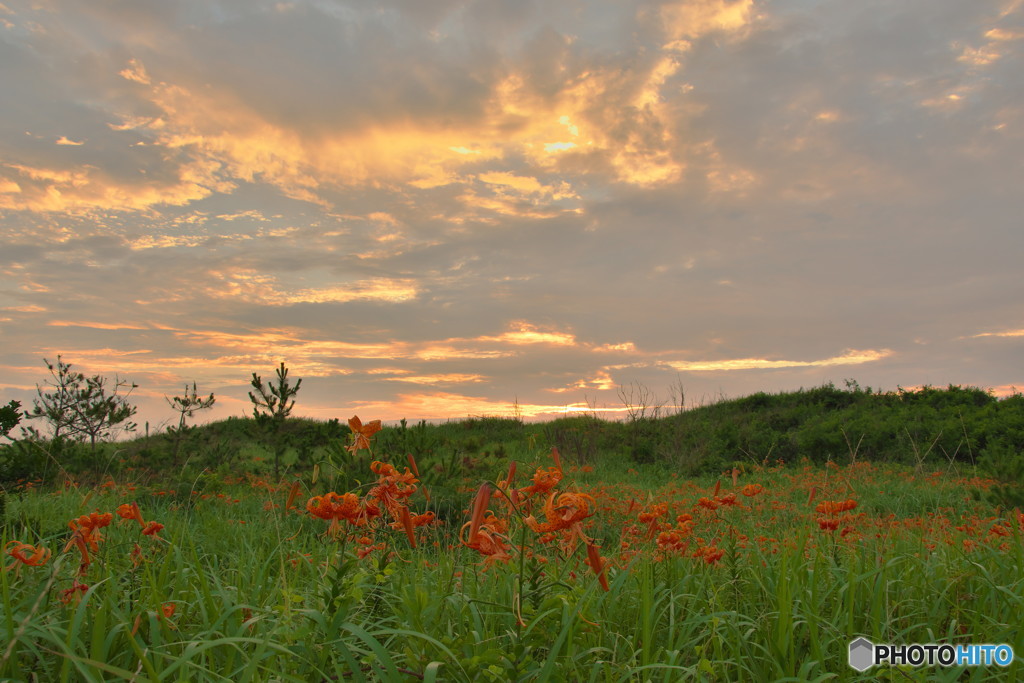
xmin=461 ymin=448 xmax=610 ymax=591
xmin=305 ymin=417 xmax=435 ymax=555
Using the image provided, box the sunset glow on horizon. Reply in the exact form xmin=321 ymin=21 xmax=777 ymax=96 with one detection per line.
xmin=1 ymin=0 xmax=1022 ymax=430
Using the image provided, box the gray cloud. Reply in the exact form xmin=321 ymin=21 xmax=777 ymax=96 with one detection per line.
xmin=1 ymin=0 xmax=1022 ymax=427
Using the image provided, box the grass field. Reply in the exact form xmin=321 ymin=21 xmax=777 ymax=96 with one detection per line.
xmin=2 ymin=433 xmax=1022 ymax=681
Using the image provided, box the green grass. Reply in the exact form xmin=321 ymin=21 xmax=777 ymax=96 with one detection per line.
xmin=2 ymin=455 xmax=1022 ymax=681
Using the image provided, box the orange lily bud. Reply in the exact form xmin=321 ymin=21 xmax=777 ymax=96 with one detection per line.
xmin=468 ymin=483 xmax=491 ymax=545
xmin=399 ymin=506 xmax=417 ymax=548
xmin=285 ymin=480 xmax=301 ymax=510
xmin=585 ymin=542 xmax=609 ymax=592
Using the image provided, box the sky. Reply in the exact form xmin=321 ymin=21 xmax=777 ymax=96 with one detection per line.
xmin=1 ymin=0 xmax=1023 ymax=432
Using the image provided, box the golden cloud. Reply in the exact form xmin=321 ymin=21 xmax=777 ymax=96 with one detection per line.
xmin=0 ymin=159 xmax=231 ymax=214
xmin=383 ymin=373 xmax=486 ymax=385
xmin=127 ymin=234 xmax=210 ymax=250
xmin=593 ymin=342 xmax=637 ymax=352
xmin=970 ymin=328 xmax=1024 ymax=338
xmin=4 ymin=2 xmax=767 ymax=219
xmin=2 ymin=305 xmax=47 ymax=313
xmin=482 ymin=321 xmax=577 ymax=346
xmin=478 ymin=172 xmax=546 ymax=194
xmin=658 ymin=0 xmax=755 ymax=41
xmin=48 ymin=320 xmax=149 ymax=331
xmin=548 ymin=369 xmax=616 ymax=393
xmin=347 ymin=391 xmax=629 ymax=420
xmin=104 ymin=37 xmax=723 ymax=216
xmin=202 ymin=269 xmax=418 ymax=305
xmin=662 ymin=348 xmax=892 ymax=372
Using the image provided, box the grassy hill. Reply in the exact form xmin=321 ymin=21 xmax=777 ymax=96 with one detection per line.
xmin=4 ymin=382 xmax=1023 ymax=491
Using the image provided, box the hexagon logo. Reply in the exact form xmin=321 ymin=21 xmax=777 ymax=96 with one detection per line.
xmin=849 ymin=637 xmax=874 ymax=672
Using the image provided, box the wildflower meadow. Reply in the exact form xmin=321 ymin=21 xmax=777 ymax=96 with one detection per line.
xmin=2 ymin=401 xmax=1024 ymax=681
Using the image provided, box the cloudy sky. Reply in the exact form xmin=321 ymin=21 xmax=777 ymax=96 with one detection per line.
xmin=1 ymin=0 xmax=1022 ymax=430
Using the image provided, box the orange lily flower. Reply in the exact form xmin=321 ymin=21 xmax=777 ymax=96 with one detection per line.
xmin=5 ymin=541 xmax=51 ymax=572
xmin=695 ymin=545 xmax=725 ymax=565
xmin=520 ymin=467 xmax=562 ymax=497
xmin=69 ymin=512 xmax=114 ymax=552
xmin=141 ymin=521 xmax=164 ymax=537
xmin=368 ymin=461 xmax=419 ymax=519
xmin=357 ymin=541 xmax=387 ymax=559
xmin=347 ymin=415 xmax=382 ymax=453
xmin=61 ymin=580 xmax=89 ymax=605
xmin=525 ymin=492 xmax=596 ymax=534
xmin=638 ymin=503 xmax=668 ymax=525
xmin=716 ymin=493 xmax=741 ymax=507
xmin=460 ymin=513 xmax=512 ymax=567
xmin=817 ymin=517 xmax=841 ymax=531
xmin=63 ymin=530 xmax=91 ymax=576
xmin=639 ymin=504 xmax=668 ymax=539
xmin=307 ymin=492 xmax=364 ymax=536
xmin=657 ymin=528 xmax=692 ymax=553
xmin=815 ymin=499 xmax=858 ymax=515
xmin=116 ymin=502 xmax=145 ymax=528
xmin=697 ymin=497 xmax=719 ymax=511
xmin=409 ymin=511 xmax=435 ymax=527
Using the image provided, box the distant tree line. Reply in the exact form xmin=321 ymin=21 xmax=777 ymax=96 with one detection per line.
xmin=0 ymin=356 xmax=305 ymax=483
xmin=2 ymin=359 xmax=1024 ymax=505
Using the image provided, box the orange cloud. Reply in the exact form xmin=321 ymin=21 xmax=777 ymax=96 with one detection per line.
xmin=48 ymin=320 xmax=149 ymax=331
xmin=201 ymin=269 xmax=418 ymax=305
xmin=549 ymin=369 xmax=615 ymax=393
xmin=478 ymin=171 xmax=546 ymax=194
xmin=414 ymin=345 xmax=517 ymax=361
xmin=347 ymin=391 xmax=630 ymax=420
xmin=2 ymin=305 xmax=47 ymax=313
xmin=657 ymin=0 xmax=755 ymax=41
xmin=970 ymin=328 xmax=1024 ymax=338
xmin=157 ymin=320 xmax=583 ymax=365
xmin=484 ymin=322 xmax=577 ymax=346
xmin=0 ymin=159 xmax=231 ymax=214
xmin=5 ymin=9 xmax=767 ymax=220
xmin=101 ymin=34 xmax=733 ymax=217
xmin=383 ymin=373 xmax=486 ymax=385
xmin=662 ymin=348 xmax=892 ymax=372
